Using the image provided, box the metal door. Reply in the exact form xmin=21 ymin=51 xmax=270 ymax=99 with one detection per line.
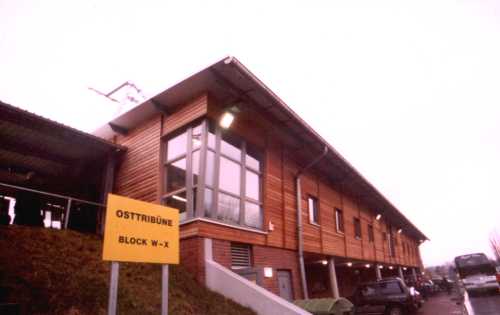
xmin=277 ymin=270 xmax=294 ymax=301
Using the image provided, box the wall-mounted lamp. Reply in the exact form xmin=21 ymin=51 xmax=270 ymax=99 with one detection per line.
xmin=375 ymin=214 xmax=382 ymax=221
xmin=389 ymin=266 xmax=394 ymax=270
xmin=321 ymin=260 xmax=328 ymax=266
xmin=378 ymin=265 xmax=384 ymax=269
xmin=263 ymin=267 xmax=273 ymax=278
xmin=219 ymin=111 xmax=235 ymax=129
xmin=268 ymin=220 xmax=275 ymax=231
xmin=347 ymin=262 xmax=353 ymax=267
xmin=365 ymin=264 xmax=371 ymax=268
xmin=403 ymin=267 xmax=407 ymax=271
xmin=397 ymin=228 xmax=402 ymax=234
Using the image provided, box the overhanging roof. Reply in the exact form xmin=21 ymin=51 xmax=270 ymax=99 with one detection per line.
xmin=94 ymin=56 xmax=429 ymax=241
xmin=0 ymin=100 xmax=125 ymax=193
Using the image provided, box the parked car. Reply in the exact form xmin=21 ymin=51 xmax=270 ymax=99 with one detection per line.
xmin=351 ymin=277 xmax=420 ymax=315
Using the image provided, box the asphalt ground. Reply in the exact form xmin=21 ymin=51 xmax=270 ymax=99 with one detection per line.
xmin=466 ymin=291 xmax=500 ymax=315
xmin=418 ymin=292 xmax=466 ymax=315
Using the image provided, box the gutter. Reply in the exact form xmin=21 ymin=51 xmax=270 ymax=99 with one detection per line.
xmin=295 ymin=145 xmax=328 ymax=300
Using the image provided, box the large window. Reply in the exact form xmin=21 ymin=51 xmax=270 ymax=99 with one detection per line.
xmin=162 ymin=120 xmax=263 ymax=229
xmin=162 ymin=123 xmax=202 ymax=221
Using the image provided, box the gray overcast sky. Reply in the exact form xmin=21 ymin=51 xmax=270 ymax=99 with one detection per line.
xmin=1 ymin=0 xmax=500 ymax=266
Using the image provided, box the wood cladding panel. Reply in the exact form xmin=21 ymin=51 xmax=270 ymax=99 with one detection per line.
xmin=114 ymin=115 xmax=161 ymax=203
xmin=162 ymin=94 xmax=208 ymax=136
xmin=181 ymin=221 xmax=267 ymax=245
xmin=265 ymin=141 xmax=284 ymax=247
xmin=112 ymin=89 xmax=424 ymax=268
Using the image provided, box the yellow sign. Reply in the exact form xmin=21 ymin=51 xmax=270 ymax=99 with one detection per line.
xmin=102 ymin=194 xmax=179 ymax=264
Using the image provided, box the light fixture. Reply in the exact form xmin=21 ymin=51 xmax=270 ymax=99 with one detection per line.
xmin=263 ymin=267 xmax=273 ymax=278
xmin=403 ymin=267 xmax=407 ymax=271
xmin=397 ymin=228 xmax=402 ymax=234
xmin=378 ymin=265 xmax=384 ymax=269
xmin=375 ymin=214 xmax=382 ymax=221
xmin=321 ymin=260 xmax=328 ymax=266
xmin=389 ymin=266 xmax=394 ymax=270
xmin=172 ymin=195 xmax=187 ymax=203
xmin=347 ymin=262 xmax=353 ymax=267
xmin=365 ymin=264 xmax=371 ymax=268
xmin=219 ymin=111 xmax=235 ymax=129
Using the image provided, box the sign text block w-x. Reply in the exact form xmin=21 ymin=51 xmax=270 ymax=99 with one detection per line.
xmin=102 ymin=194 xmax=179 ymax=264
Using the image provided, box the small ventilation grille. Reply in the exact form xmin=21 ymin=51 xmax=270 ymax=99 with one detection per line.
xmin=231 ymin=243 xmax=252 ymax=269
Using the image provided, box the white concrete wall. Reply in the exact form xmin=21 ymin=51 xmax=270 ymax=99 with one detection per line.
xmin=203 ymin=238 xmax=311 ymax=315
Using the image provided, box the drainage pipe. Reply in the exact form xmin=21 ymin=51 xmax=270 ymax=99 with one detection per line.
xmin=296 ymin=145 xmax=328 ymax=300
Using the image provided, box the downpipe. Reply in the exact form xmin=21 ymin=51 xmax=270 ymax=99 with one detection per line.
xmin=296 ymin=145 xmax=328 ymax=300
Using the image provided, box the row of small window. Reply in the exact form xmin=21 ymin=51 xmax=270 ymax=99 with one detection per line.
xmin=307 ymin=196 xmax=375 ymax=241
xmin=307 ymin=197 xmax=421 ymax=249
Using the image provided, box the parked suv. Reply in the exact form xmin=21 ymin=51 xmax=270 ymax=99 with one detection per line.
xmin=351 ymin=278 xmax=420 ymax=315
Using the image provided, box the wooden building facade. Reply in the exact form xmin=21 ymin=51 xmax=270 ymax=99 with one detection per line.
xmin=95 ymin=57 xmax=428 ymax=300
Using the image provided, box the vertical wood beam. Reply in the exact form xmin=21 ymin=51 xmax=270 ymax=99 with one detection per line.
xmin=100 ymin=153 xmax=116 ymax=235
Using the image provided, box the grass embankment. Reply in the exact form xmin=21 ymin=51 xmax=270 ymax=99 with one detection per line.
xmin=0 ymin=226 xmax=256 ymax=315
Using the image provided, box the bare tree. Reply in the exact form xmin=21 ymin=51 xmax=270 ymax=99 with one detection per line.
xmin=490 ymin=231 xmax=500 ymax=262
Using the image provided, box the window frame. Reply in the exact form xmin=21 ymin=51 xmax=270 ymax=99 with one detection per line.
xmin=308 ymin=196 xmax=319 ymax=225
xmin=335 ymin=208 xmax=344 ymax=233
xmin=161 ymin=119 xmax=264 ymax=230
xmin=354 ymin=217 xmax=362 ymax=239
xmin=368 ymin=224 xmax=374 ymax=242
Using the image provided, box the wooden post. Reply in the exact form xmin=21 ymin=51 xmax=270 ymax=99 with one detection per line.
xmin=100 ymin=154 xmax=116 ymax=234
xmin=108 ymin=262 xmax=120 ymax=315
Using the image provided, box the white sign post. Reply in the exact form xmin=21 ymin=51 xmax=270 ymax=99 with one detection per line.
xmin=102 ymin=194 xmax=179 ymax=315
xmin=107 ymin=262 xmax=120 ymax=315
xmin=162 ymin=265 xmax=169 ymax=315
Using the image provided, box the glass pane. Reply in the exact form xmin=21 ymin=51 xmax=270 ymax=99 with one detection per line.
xmin=246 ymin=155 xmax=260 ymax=171
xmin=208 ymin=131 xmax=216 ymax=149
xmin=205 ymin=151 xmax=215 ymax=186
xmin=167 ymin=132 xmax=187 ymax=161
xmin=219 ymin=157 xmax=240 ymax=195
xmin=192 ymin=151 xmax=200 ymax=185
xmin=208 ymin=122 xmax=216 ymax=149
xmin=221 ymin=137 xmax=242 ymax=161
xmin=246 ymin=145 xmax=261 ymax=171
xmin=203 ymin=188 xmax=213 ymax=217
xmin=166 ymin=191 xmax=187 ymax=221
xmin=245 ymin=202 xmax=262 ymax=229
xmin=192 ymin=124 xmax=202 ymax=149
xmin=217 ymin=193 xmax=240 ymax=224
xmin=166 ymin=158 xmax=186 ymax=192
xmin=245 ymin=170 xmax=260 ymax=201
xmin=379 ymin=282 xmax=402 ymax=295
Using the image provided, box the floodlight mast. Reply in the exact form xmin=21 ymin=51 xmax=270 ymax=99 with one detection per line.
xmin=88 ymin=81 xmax=146 ymax=115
